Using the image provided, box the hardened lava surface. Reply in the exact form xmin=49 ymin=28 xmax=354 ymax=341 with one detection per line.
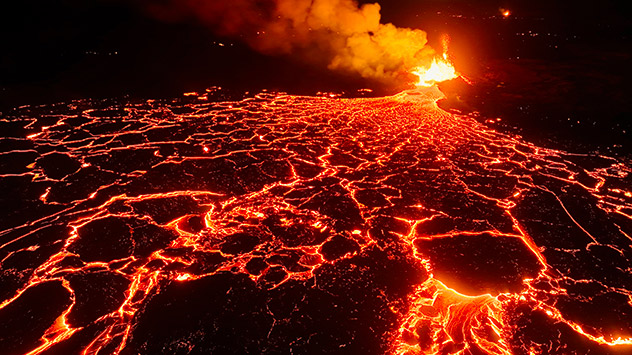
xmin=0 ymin=86 xmax=631 ymax=354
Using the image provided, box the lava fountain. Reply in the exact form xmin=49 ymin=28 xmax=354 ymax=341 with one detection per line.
xmin=411 ymin=36 xmax=459 ymax=87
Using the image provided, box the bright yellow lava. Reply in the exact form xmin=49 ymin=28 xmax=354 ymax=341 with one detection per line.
xmin=412 ymin=53 xmax=458 ymax=87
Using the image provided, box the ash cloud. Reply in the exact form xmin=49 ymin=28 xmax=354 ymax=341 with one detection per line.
xmin=142 ymin=0 xmax=437 ymax=83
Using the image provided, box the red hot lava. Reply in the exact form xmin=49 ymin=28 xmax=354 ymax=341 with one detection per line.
xmin=0 ymin=85 xmax=631 ymax=354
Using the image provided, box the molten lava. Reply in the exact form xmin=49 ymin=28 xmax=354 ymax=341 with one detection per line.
xmin=1 ymin=85 xmax=631 ymax=354
xmin=412 ymin=35 xmax=459 ymax=87
xmin=412 ymin=55 xmax=458 ymax=87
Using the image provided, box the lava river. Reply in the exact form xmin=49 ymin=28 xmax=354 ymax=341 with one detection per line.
xmin=0 ymin=86 xmax=631 ymax=354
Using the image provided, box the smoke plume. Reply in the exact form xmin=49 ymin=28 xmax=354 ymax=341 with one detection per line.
xmin=144 ymin=0 xmax=437 ymax=83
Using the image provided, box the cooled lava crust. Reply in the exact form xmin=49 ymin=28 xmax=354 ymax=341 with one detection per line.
xmin=0 ymin=86 xmax=631 ymax=354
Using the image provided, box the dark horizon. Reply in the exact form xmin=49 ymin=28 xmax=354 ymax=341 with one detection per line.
xmin=1 ymin=0 xmax=630 ymax=156
xmin=1 ymin=0 xmax=629 ymax=96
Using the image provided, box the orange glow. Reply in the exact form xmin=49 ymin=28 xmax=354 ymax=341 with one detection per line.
xmin=6 ymin=85 xmax=632 ymax=354
xmin=412 ymin=56 xmax=458 ymax=87
xmin=501 ymin=8 xmax=511 ymax=17
xmin=176 ymin=273 xmax=194 ymax=281
xmin=412 ymin=35 xmax=458 ymax=87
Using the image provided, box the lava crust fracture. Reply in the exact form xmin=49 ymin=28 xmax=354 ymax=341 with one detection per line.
xmin=0 ymin=87 xmax=631 ymax=354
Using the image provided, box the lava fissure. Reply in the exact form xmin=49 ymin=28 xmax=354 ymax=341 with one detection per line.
xmin=0 ymin=86 xmax=631 ymax=354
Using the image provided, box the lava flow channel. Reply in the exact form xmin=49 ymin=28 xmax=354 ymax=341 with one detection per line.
xmin=0 ymin=86 xmax=631 ymax=355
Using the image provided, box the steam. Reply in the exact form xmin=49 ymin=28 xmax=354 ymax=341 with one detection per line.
xmin=144 ymin=0 xmax=437 ymax=83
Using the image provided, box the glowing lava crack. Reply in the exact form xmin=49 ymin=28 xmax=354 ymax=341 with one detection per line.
xmin=0 ymin=86 xmax=631 ymax=354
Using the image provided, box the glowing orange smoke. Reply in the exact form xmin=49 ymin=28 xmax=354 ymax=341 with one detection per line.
xmin=501 ymin=8 xmax=511 ymax=17
xmin=143 ymin=0 xmax=438 ymax=83
xmin=412 ymin=35 xmax=458 ymax=87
